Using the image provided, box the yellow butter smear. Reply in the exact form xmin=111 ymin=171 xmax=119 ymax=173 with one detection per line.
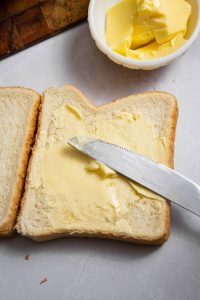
xmin=106 ymin=0 xmax=192 ymax=60
xmin=37 ymin=103 xmax=167 ymax=230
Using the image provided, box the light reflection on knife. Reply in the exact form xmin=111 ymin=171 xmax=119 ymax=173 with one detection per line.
xmin=68 ymin=136 xmax=200 ymax=217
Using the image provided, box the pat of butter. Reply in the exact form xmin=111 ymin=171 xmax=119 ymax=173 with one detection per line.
xmin=106 ymin=0 xmax=191 ymax=60
xmin=38 ymin=103 xmax=167 ymax=227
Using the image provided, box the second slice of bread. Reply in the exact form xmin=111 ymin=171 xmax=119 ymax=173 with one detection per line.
xmin=16 ymin=85 xmax=178 ymax=244
xmin=0 ymin=87 xmax=40 ymax=236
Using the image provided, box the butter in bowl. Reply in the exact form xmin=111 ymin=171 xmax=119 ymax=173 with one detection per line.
xmin=88 ymin=0 xmax=200 ymax=69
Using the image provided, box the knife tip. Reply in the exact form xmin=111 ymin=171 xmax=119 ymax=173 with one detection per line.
xmin=68 ymin=136 xmax=96 ymax=150
xmin=68 ymin=137 xmax=80 ymax=149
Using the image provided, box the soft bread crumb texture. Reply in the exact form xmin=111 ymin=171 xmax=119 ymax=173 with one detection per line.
xmin=16 ymin=85 xmax=178 ymax=244
xmin=0 ymin=87 xmax=40 ymax=236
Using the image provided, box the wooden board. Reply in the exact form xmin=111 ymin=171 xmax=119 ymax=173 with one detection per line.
xmin=0 ymin=0 xmax=89 ymax=59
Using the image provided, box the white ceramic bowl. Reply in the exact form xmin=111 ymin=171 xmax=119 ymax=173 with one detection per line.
xmin=88 ymin=0 xmax=200 ymax=70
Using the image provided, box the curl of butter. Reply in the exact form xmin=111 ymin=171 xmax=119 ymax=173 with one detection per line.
xmin=66 ymin=104 xmax=83 ymax=119
xmin=85 ymin=160 xmax=117 ymax=179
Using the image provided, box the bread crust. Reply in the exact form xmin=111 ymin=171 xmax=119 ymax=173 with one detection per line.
xmin=163 ymin=98 xmax=179 ymax=242
xmin=0 ymin=87 xmax=40 ymax=236
xmin=17 ymin=85 xmax=178 ymax=245
xmin=29 ymin=229 xmax=171 ymax=244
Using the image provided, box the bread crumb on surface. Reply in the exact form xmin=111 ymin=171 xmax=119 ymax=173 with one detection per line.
xmin=24 ymin=254 xmax=30 ymax=261
xmin=40 ymin=277 xmax=48 ymax=284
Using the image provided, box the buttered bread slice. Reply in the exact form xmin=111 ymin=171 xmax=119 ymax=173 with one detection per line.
xmin=16 ymin=85 xmax=178 ymax=244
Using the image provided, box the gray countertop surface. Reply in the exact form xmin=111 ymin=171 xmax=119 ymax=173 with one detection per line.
xmin=0 ymin=22 xmax=200 ymax=300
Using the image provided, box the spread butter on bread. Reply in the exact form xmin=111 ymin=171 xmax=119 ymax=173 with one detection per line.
xmin=16 ymin=85 xmax=178 ymax=244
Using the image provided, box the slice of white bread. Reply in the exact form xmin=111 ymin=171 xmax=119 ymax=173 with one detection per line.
xmin=0 ymin=87 xmax=40 ymax=236
xmin=16 ymin=85 xmax=178 ymax=244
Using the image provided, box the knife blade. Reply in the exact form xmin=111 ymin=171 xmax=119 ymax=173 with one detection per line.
xmin=68 ymin=136 xmax=200 ymax=217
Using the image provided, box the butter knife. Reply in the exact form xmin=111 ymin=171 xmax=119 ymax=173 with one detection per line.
xmin=68 ymin=137 xmax=200 ymax=217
